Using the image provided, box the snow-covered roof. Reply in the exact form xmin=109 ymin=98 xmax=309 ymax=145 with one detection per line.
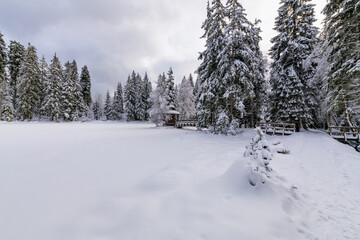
xmin=165 ymin=110 xmax=180 ymax=115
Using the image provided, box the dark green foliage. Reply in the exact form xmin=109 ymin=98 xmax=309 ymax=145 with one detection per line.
xmin=8 ymin=41 xmax=25 ymax=112
xmin=80 ymin=65 xmax=92 ymax=108
xmin=125 ymin=72 xmax=137 ymax=121
xmin=112 ymin=82 xmax=124 ymax=120
xmin=322 ymin=0 xmax=360 ymax=126
xmin=92 ymin=100 xmax=102 ymax=120
xmin=142 ymin=72 xmax=152 ymax=121
xmin=17 ymin=43 xmax=41 ymax=121
xmin=42 ymin=54 xmax=62 ymax=122
xmin=269 ymin=0 xmax=319 ymax=130
xmin=0 ymin=32 xmax=7 ymax=120
xmin=104 ymin=90 xmax=113 ymax=120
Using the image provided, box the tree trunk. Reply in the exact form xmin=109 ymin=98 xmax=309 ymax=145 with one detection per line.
xmin=250 ymin=96 xmax=254 ymax=128
xmin=230 ymin=92 xmax=233 ymax=123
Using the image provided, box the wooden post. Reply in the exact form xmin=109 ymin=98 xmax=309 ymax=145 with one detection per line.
xmin=250 ymin=97 xmax=254 ymax=128
xmin=282 ymin=123 xmax=285 ymax=136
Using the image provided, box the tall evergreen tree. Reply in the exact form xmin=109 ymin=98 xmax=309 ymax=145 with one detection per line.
xmin=188 ymin=73 xmax=194 ymax=88
xmin=42 ymin=54 xmax=62 ymax=122
xmin=216 ymin=0 xmax=255 ymax=132
xmin=196 ymin=0 xmax=226 ymax=130
xmin=125 ymin=72 xmax=137 ymax=121
xmin=61 ymin=60 xmax=85 ymax=121
xmin=104 ymin=90 xmax=113 ymax=120
xmin=322 ymin=0 xmax=360 ymax=126
xmin=269 ymin=0 xmax=319 ymax=130
xmin=70 ymin=60 xmax=86 ymax=120
xmin=37 ymin=56 xmax=49 ymax=119
xmin=166 ymin=67 xmax=176 ymax=106
xmin=92 ymin=100 xmax=102 ymax=120
xmin=1 ymin=80 xmax=14 ymax=122
xmin=17 ymin=43 xmax=41 ymax=121
xmin=245 ymin=19 xmax=268 ymax=127
xmin=135 ymin=73 xmax=145 ymax=120
xmin=0 ymin=32 xmax=7 ymax=120
xmin=142 ymin=72 xmax=152 ymax=121
xmin=8 ymin=41 xmax=25 ymax=113
xmin=61 ymin=61 xmax=76 ymax=121
xmin=80 ymin=65 xmax=92 ymax=108
xmin=112 ymin=82 xmax=124 ymax=120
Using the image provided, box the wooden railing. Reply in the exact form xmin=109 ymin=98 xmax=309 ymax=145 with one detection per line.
xmin=175 ymin=120 xmax=198 ymax=128
xmin=257 ymin=122 xmax=296 ymax=135
xmin=328 ymin=126 xmax=360 ymax=141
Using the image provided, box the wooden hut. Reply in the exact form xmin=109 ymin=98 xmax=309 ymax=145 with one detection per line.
xmin=164 ymin=105 xmax=180 ymax=126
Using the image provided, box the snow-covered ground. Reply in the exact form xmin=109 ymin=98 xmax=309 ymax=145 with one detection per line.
xmin=0 ymin=122 xmax=359 ymax=239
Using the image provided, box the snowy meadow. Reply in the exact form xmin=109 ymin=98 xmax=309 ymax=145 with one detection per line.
xmin=1 ymin=122 xmax=359 ymax=240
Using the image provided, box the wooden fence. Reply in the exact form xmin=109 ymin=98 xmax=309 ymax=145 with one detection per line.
xmin=258 ymin=122 xmax=296 ymax=135
xmin=328 ymin=126 xmax=360 ymax=141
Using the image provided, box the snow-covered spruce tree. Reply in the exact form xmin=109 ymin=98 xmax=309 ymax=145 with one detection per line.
xmin=304 ymin=44 xmax=329 ymax=128
xmin=149 ymin=73 xmax=169 ymax=126
xmin=112 ymin=82 xmax=124 ymax=120
xmin=245 ymin=19 xmax=268 ymax=128
xmin=1 ymin=75 xmax=15 ymax=122
xmin=269 ymin=0 xmax=319 ymax=131
xmin=41 ymin=54 xmax=62 ymax=122
xmin=92 ymin=100 xmax=102 ymax=120
xmin=8 ymin=40 xmax=25 ymax=114
xmin=176 ymin=76 xmax=196 ymax=120
xmin=61 ymin=60 xmax=85 ymax=121
xmin=189 ymin=73 xmax=194 ymax=88
xmin=244 ymin=128 xmax=273 ymax=186
xmin=104 ymin=90 xmax=114 ymax=120
xmin=1 ymin=82 xmax=14 ymax=122
xmin=17 ymin=43 xmax=41 ymax=121
xmin=216 ymin=0 xmax=256 ymax=133
xmin=37 ymin=56 xmax=49 ymax=119
xmin=125 ymin=71 xmax=137 ymax=121
xmin=80 ymin=65 xmax=92 ymax=109
xmin=166 ymin=67 xmax=176 ymax=106
xmin=142 ymin=72 xmax=152 ymax=121
xmin=61 ymin=61 xmax=76 ymax=121
xmin=322 ymin=0 xmax=360 ymax=126
xmin=0 ymin=32 xmax=7 ymax=120
xmin=135 ymin=73 xmax=145 ymax=120
xmin=70 ymin=60 xmax=86 ymax=120
xmin=196 ymin=0 xmax=226 ymax=130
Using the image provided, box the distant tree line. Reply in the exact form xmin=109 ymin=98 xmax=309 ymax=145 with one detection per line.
xmin=0 ymin=35 xmax=92 ymax=122
xmin=97 ymin=68 xmax=196 ymax=124
xmin=0 ymin=34 xmax=194 ymax=124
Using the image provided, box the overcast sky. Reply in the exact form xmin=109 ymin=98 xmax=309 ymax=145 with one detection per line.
xmin=0 ymin=0 xmax=326 ymax=96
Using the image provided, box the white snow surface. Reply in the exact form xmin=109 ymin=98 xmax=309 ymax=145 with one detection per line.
xmin=0 ymin=122 xmax=359 ymax=240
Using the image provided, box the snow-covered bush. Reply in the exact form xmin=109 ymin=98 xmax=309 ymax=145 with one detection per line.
xmin=227 ymin=119 xmax=239 ymax=136
xmin=244 ymin=128 xmax=273 ymax=186
xmin=214 ymin=111 xmax=229 ymax=134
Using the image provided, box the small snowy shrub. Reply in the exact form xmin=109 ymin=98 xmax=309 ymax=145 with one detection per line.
xmin=244 ymin=128 xmax=273 ymax=186
xmin=227 ymin=119 xmax=239 ymax=136
xmin=270 ymin=139 xmax=290 ymax=154
xmin=214 ymin=112 xmax=229 ymax=134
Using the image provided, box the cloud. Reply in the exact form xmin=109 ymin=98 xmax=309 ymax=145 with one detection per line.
xmin=0 ymin=0 xmax=326 ymax=96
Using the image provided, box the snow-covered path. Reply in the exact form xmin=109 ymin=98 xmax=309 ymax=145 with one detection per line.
xmin=272 ymin=131 xmax=360 ymax=239
xmin=0 ymin=122 xmax=359 ymax=239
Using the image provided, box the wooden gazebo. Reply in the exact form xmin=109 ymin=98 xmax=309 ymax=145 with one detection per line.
xmin=164 ymin=105 xmax=180 ymax=126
